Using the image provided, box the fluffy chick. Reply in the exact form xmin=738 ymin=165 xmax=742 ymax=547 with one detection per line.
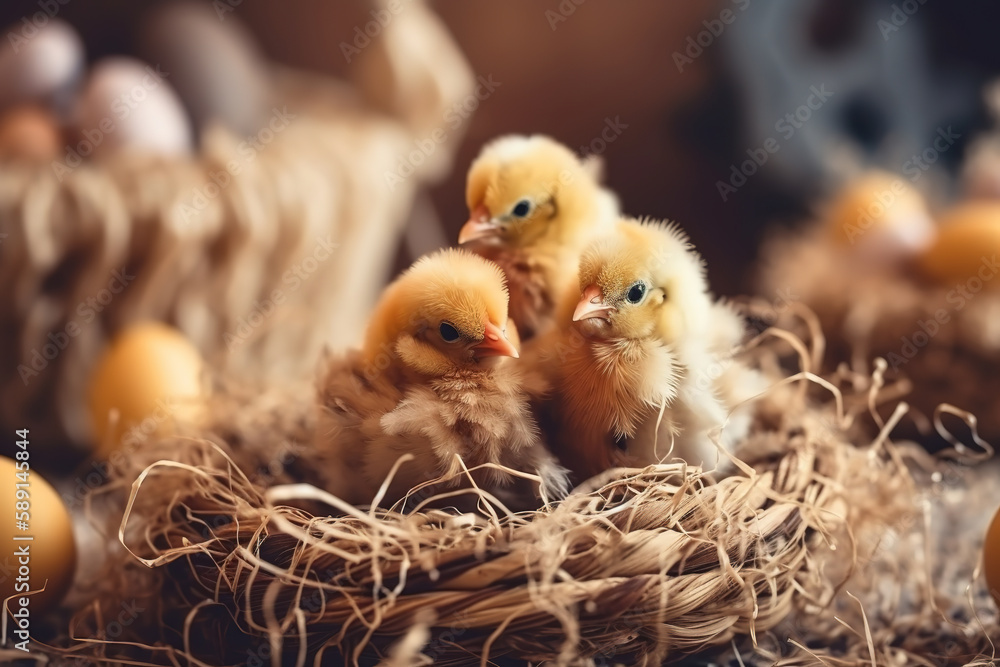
xmin=458 ymin=134 xmax=618 ymax=340
xmin=536 ymin=217 xmax=759 ymax=481
xmin=315 ymin=248 xmax=568 ymax=511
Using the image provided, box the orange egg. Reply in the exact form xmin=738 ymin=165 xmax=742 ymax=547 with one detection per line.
xmin=918 ymin=201 xmax=1000 ymax=286
xmin=0 ymin=106 xmax=62 ymax=162
xmin=0 ymin=456 xmax=76 ymax=614
xmin=826 ymin=171 xmax=935 ymax=259
xmin=986 ymin=507 xmax=1000 ymax=608
xmin=87 ymin=322 xmax=206 ymax=458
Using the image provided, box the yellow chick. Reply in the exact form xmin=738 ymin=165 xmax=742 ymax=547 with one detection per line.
xmin=315 ymin=248 xmax=568 ymax=511
xmin=534 ymin=217 xmax=759 ymax=481
xmin=458 ymin=134 xmax=618 ymax=340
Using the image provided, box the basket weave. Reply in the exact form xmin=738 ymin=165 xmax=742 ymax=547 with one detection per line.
xmin=24 ymin=322 xmax=996 ymax=666
xmin=0 ymin=1 xmax=474 ymax=449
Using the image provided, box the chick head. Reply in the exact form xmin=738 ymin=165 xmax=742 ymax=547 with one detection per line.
xmin=573 ymin=218 xmax=710 ymax=344
xmin=364 ymin=249 xmax=518 ymax=377
xmin=460 ymin=134 xmax=606 ymax=249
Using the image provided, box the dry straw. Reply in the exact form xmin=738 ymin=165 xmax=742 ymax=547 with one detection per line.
xmin=757 ymin=227 xmax=1000 ymax=444
xmin=28 ymin=314 xmax=997 ymax=666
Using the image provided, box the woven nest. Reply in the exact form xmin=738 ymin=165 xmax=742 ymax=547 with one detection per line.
xmin=0 ymin=0 xmax=475 ymax=448
xmin=32 ymin=322 xmax=999 ymax=666
xmin=757 ymin=227 xmax=1000 ymax=444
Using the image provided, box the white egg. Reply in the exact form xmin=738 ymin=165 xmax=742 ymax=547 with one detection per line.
xmin=74 ymin=57 xmax=193 ymax=159
xmin=140 ymin=2 xmax=272 ymax=136
xmin=0 ymin=19 xmax=84 ymax=111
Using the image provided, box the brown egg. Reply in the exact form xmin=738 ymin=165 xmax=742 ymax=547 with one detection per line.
xmin=918 ymin=201 xmax=1000 ymax=286
xmin=986 ymin=506 xmax=1000 ymax=608
xmin=0 ymin=106 xmax=62 ymax=162
xmin=0 ymin=456 xmax=76 ymax=614
xmin=87 ymin=322 xmax=206 ymax=459
xmin=826 ymin=171 xmax=935 ymax=262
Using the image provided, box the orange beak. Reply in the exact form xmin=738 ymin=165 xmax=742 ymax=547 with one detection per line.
xmin=573 ymin=285 xmax=615 ymax=322
xmin=458 ymin=204 xmax=501 ymax=244
xmin=472 ymin=320 xmax=519 ymax=359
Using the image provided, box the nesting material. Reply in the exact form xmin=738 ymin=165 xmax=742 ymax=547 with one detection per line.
xmin=36 ymin=323 xmax=997 ymax=666
xmin=758 ymin=226 xmax=1000 ymax=443
xmin=0 ymin=0 xmax=475 ymax=448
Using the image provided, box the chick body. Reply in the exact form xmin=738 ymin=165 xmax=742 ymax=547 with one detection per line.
xmin=459 ymin=135 xmax=618 ymax=340
xmin=536 ymin=218 xmax=759 ymax=481
xmin=315 ymin=249 xmax=567 ymax=510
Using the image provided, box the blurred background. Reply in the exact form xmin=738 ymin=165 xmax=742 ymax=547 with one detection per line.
xmin=4 ymin=0 xmax=999 ymax=293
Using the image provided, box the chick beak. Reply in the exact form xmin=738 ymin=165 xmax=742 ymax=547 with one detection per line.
xmin=458 ymin=204 xmax=501 ymax=244
xmin=472 ymin=320 xmax=519 ymax=359
xmin=573 ymin=285 xmax=615 ymax=322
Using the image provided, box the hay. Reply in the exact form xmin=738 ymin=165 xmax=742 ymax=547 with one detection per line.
xmin=757 ymin=227 xmax=1000 ymax=444
xmin=20 ymin=316 xmax=990 ymax=667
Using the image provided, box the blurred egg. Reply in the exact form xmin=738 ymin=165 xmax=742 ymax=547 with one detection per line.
xmin=0 ymin=19 xmax=83 ymax=111
xmin=827 ymin=171 xmax=936 ymax=263
xmin=75 ymin=57 xmax=193 ymax=159
xmin=87 ymin=322 xmax=206 ymax=458
xmin=0 ymin=457 xmax=76 ymax=613
xmin=918 ymin=201 xmax=1000 ymax=286
xmin=0 ymin=106 xmax=61 ymax=162
xmin=141 ymin=2 xmax=272 ymax=136
xmin=986 ymin=506 xmax=1000 ymax=608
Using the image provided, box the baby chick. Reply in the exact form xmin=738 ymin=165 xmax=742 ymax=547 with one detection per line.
xmin=315 ymin=248 xmax=568 ymax=511
xmin=535 ymin=217 xmax=759 ymax=481
xmin=458 ymin=134 xmax=618 ymax=340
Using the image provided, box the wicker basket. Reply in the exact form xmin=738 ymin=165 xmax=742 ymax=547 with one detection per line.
xmin=0 ymin=1 xmax=474 ymax=449
xmin=37 ymin=329 xmax=999 ymax=666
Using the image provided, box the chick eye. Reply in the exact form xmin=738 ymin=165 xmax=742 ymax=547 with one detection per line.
xmin=626 ymin=282 xmax=646 ymax=304
xmin=439 ymin=322 xmax=460 ymax=342
xmin=511 ymin=199 xmax=532 ymax=218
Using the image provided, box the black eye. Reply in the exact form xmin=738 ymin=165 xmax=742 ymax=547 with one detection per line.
xmin=439 ymin=322 xmax=460 ymax=342
xmin=511 ymin=199 xmax=531 ymax=218
xmin=626 ymin=283 xmax=646 ymax=304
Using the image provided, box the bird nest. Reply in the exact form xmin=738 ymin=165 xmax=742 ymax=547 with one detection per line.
xmin=30 ymin=322 xmax=998 ymax=666
xmin=757 ymin=227 xmax=1000 ymax=445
